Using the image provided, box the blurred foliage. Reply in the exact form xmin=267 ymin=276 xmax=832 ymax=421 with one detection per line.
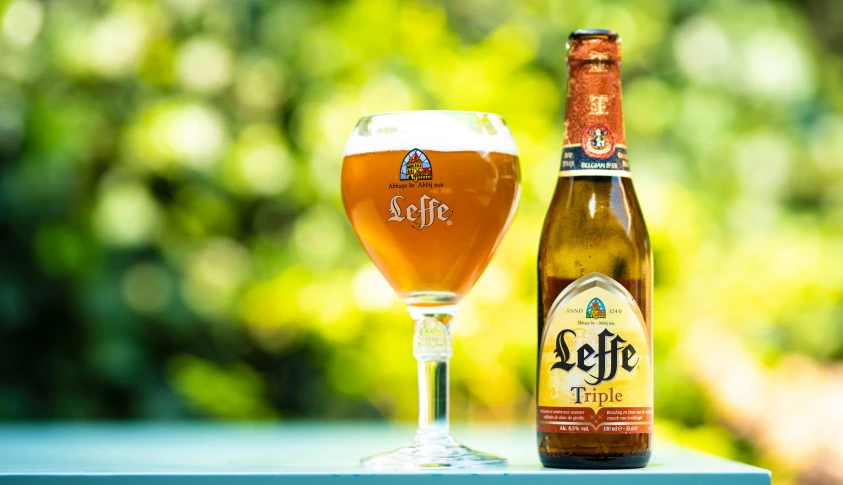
xmin=1 ymin=0 xmax=842 ymax=484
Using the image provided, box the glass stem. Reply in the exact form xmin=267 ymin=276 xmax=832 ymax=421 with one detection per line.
xmin=409 ymin=304 xmax=457 ymax=444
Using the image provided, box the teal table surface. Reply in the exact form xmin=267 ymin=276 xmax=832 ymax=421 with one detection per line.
xmin=0 ymin=423 xmax=771 ymax=484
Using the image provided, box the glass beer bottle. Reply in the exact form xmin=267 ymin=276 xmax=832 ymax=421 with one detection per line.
xmin=536 ymin=29 xmax=653 ymax=469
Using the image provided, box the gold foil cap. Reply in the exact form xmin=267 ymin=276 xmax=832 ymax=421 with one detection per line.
xmin=566 ymin=29 xmax=622 ymax=65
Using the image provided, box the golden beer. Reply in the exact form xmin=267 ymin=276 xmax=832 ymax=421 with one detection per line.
xmin=342 ymin=149 xmax=519 ymax=299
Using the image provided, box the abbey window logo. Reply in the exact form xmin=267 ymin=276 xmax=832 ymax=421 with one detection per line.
xmin=586 ymin=298 xmax=606 ymax=319
xmin=581 ymin=124 xmax=614 ymax=159
xmin=400 ymin=149 xmax=433 ymax=182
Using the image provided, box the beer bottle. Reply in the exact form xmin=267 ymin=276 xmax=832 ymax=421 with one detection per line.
xmin=536 ymin=29 xmax=653 ymax=469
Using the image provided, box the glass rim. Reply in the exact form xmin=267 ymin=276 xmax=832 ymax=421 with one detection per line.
xmin=346 ymin=109 xmax=517 ymax=156
xmin=356 ymin=110 xmax=507 ymax=121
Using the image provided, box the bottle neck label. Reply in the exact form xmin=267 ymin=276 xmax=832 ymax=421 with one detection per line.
xmin=561 ymin=143 xmax=629 ymax=177
xmin=560 ymin=55 xmax=630 ymax=177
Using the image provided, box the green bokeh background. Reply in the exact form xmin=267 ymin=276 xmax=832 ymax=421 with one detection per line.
xmin=1 ymin=0 xmax=842 ymax=484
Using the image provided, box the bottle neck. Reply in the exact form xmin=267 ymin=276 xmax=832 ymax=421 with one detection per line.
xmin=563 ymin=58 xmax=626 ymax=149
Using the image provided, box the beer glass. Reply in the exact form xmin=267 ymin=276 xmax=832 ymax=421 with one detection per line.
xmin=341 ymin=111 xmax=520 ymax=468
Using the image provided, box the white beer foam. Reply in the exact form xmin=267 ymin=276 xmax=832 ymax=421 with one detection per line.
xmin=343 ymin=111 xmax=519 ymax=156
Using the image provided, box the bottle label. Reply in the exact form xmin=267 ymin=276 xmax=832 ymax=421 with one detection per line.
xmin=537 ymin=273 xmax=652 ymax=434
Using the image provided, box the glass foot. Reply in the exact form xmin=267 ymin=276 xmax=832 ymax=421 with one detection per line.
xmin=361 ymin=433 xmax=506 ymax=469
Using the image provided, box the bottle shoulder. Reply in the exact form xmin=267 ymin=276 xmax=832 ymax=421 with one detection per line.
xmin=538 ymin=176 xmax=650 ymax=278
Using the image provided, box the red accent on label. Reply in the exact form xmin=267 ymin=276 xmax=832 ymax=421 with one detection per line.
xmin=581 ymin=124 xmax=614 ymax=159
xmin=537 ymin=406 xmax=653 ymax=434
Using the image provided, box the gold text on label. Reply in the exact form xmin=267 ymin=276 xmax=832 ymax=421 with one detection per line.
xmin=589 ymin=95 xmax=609 ymax=115
xmin=589 ymin=52 xmax=608 ymax=72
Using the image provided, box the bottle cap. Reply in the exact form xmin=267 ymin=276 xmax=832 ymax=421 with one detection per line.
xmin=566 ymin=29 xmax=621 ymax=65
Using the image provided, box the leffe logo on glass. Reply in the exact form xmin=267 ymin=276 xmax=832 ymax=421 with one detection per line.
xmin=387 ymin=149 xmax=453 ymax=230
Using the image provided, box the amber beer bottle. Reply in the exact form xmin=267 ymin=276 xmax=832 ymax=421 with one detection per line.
xmin=537 ymin=29 xmax=653 ymax=469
